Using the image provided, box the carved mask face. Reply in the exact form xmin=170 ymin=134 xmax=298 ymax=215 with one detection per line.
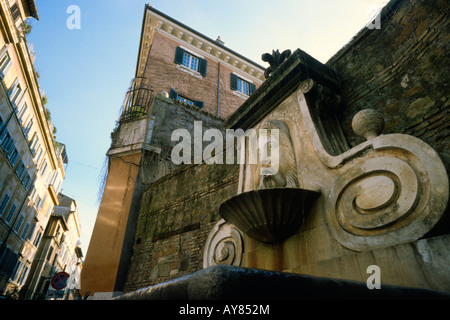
xmin=256 ymin=120 xmax=298 ymax=190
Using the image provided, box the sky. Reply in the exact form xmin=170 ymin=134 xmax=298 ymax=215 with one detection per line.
xmin=27 ymin=0 xmax=387 ymax=256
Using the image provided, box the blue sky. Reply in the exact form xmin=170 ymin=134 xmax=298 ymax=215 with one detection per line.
xmin=27 ymin=0 xmax=387 ymax=255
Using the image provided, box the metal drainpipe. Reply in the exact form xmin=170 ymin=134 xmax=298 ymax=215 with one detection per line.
xmin=216 ymin=62 xmax=221 ymax=117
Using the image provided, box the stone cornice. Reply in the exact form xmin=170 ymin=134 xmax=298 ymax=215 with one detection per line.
xmin=225 ymin=49 xmax=341 ymax=130
xmin=136 ymin=5 xmax=265 ymax=83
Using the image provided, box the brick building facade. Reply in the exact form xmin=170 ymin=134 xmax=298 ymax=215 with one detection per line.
xmin=135 ymin=6 xmax=265 ymax=119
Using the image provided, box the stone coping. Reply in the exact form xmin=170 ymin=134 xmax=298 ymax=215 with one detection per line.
xmin=115 ymin=265 xmax=450 ymax=300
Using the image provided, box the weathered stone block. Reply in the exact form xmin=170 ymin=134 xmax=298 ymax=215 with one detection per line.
xmin=116 ymin=265 xmax=450 ymax=300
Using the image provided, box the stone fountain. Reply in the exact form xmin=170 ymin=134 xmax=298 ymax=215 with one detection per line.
xmin=219 ymin=117 xmax=320 ymax=244
xmin=219 ymin=187 xmax=319 ymax=244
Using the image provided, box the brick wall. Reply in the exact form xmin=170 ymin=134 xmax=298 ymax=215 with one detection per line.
xmin=123 ymin=162 xmax=239 ymax=292
xmin=143 ymin=31 xmax=262 ymax=119
xmin=328 ymin=0 xmax=449 ymax=159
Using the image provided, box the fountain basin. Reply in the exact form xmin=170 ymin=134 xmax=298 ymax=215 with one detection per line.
xmin=219 ymin=188 xmax=320 ymax=244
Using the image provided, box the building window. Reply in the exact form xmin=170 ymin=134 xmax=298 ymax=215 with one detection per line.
xmin=0 ymin=193 xmax=11 ymax=216
xmin=0 ymin=246 xmax=19 ymax=278
xmin=27 ymin=222 xmax=36 ymax=241
xmin=8 ymin=78 xmax=23 ymax=108
xmin=237 ymin=78 xmax=250 ymax=95
xmin=14 ymin=213 xmax=24 ymax=233
xmin=178 ymin=95 xmax=194 ymax=106
xmin=169 ymin=89 xmax=204 ymax=109
xmin=35 ymin=146 xmax=43 ymax=164
xmin=14 ymin=262 xmax=29 ymax=285
xmin=0 ymin=47 xmax=13 ymax=79
xmin=230 ymin=73 xmax=256 ymax=96
xmin=10 ymin=3 xmax=21 ymax=22
xmin=174 ymin=47 xmax=207 ymax=76
xmin=34 ymin=194 xmax=42 ymax=209
xmin=22 ymin=117 xmax=33 ymax=139
xmin=15 ymin=160 xmax=26 ymax=179
xmin=47 ymin=246 xmax=54 ymax=261
xmin=17 ymin=102 xmax=28 ymax=125
xmin=21 ymin=173 xmax=31 ymax=190
xmin=21 ymin=222 xmax=30 ymax=239
xmin=1 ymin=128 xmax=20 ymax=166
xmin=5 ymin=203 xmax=17 ymax=224
xmin=33 ymin=229 xmax=43 ymax=247
xmin=1 ymin=132 xmax=13 ymax=152
xmin=40 ymin=160 xmax=48 ymax=177
xmin=7 ymin=146 xmax=19 ymax=166
xmin=18 ymin=264 xmax=29 ymax=285
xmin=11 ymin=260 xmax=23 ymax=282
xmin=29 ymin=132 xmax=39 ymax=154
xmin=182 ymin=51 xmax=199 ymax=72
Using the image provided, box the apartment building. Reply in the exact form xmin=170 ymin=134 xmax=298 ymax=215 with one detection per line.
xmin=21 ymin=194 xmax=83 ymax=300
xmin=0 ymin=0 xmax=69 ymax=297
xmin=136 ymin=5 xmax=265 ymax=118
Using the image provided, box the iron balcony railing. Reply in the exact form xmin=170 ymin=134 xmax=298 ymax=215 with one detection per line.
xmin=119 ymin=77 xmax=155 ymax=122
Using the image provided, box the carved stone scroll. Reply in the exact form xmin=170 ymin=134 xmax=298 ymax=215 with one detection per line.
xmin=325 ymin=136 xmax=449 ymax=251
xmin=297 ymin=79 xmax=449 ymax=251
xmin=203 ymin=219 xmax=243 ymax=268
xmin=227 ymin=48 xmax=448 ymax=253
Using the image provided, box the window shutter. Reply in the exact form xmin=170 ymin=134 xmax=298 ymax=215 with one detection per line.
xmin=169 ymin=88 xmax=178 ymax=100
xmin=8 ymin=78 xmax=19 ymax=97
xmin=198 ymin=58 xmax=207 ymax=76
xmin=230 ymin=73 xmax=238 ymax=91
xmin=249 ymin=83 xmax=256 ymax=94
xmin=0 ymin=53 xmax=13 ymax=79
xmin=0 ymin=247 xmax=12 ymax=272
xmin=174 ymin=47 xmax=184 ymax=65
xmin=0 ymin=126 xmax=6 ymax=142
xmin=194 ymin=100 xmax=204 ymax=109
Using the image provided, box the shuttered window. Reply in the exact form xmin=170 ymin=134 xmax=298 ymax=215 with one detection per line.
xmin=174 ymin=47 xmax=207 ymax=76
xmin=0 ymin=47 xmax=13 ymax=79
xmin=10 ymin=3 xmax=21 ymax=22
xmin=0 ymin=246 xmax=19 ymax=278
xmin=169 ymin=89 xmax=204 ymax=109
xmin=230 ymin=73 xmax=256 ymax=96
xmin=5 ymin=203 xmax=17 ymax=224
xmin=0 ymin=193 xmax=10 ymax=215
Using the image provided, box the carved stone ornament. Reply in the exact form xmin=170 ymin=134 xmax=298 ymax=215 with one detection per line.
xmin=203 ymin=219 xmax=243 ymax=268
xmin=261 ymin=49 xmax=292 ymax=79
xmin=219 ymin=117 xmax=320 ymax=244
xmin=297 ymin=80 xmax=449 ymax=251
xmin=219 ymin=188 xmax=319 ymax=244
xmin=233 ymin=75 xmax=448 ymax=252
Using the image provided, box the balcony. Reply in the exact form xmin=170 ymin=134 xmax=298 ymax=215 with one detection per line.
xmin=119 ymin=77 xmax=154 ymax=122
xmin=54 ymin=141 xmax=68 ymax=175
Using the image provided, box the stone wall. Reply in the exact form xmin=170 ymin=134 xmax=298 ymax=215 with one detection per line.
xmin=122 ymin=93 xmax=240 ymax=292
xmin=327 ymin=0 xmax=449 ymax=159
xmin=138 ymin=93 xmax=226 ymax=184
xmin=123 ymin=162 xmax=239 ymax=292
